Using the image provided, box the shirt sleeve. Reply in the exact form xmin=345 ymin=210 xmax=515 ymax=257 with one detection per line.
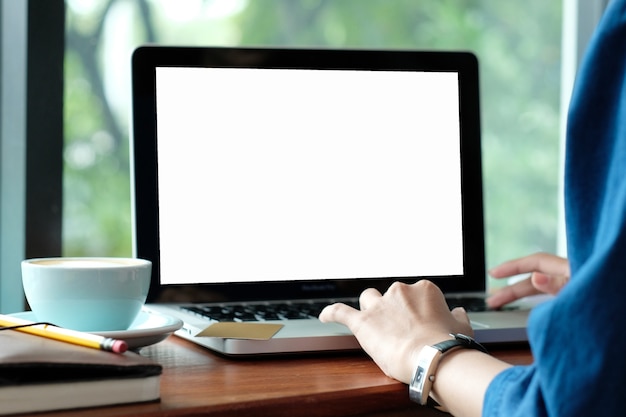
xmin=484 ymin=365 xmax=547 ymax=417
xmin=483 ymin=1 xmax=626 ymax=416
xmin=484 ymin=265 xmax=626 ymax=416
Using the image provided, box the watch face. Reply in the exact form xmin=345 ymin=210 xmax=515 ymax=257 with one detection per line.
xmin=410 ymin=345 xmax=441 ymax=404
xmin=410 ymin=366 xmax=428 ymax=404
xmin=415 ymin=367 xmax=426 ymax=385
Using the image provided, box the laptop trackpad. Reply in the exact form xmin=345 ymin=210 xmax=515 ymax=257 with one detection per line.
xmin=275 ymin=320 xmax=353 ymax=338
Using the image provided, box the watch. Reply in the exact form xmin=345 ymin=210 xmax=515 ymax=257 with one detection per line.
xmin=409 ymin=333 xmax=487 ymax=405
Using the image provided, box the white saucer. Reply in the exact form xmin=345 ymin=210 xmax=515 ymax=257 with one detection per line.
xmin=11 ymin=309 xmax=183 ymax=350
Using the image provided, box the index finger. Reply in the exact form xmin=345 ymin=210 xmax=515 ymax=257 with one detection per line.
xmin=489 ymin=252 xmax=568 ymax=279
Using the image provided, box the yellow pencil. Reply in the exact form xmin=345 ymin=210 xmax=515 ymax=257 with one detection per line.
xmin=0 ymin=313 xmax=128 ymax=353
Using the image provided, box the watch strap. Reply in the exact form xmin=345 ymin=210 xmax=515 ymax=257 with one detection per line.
xmin=432 ymin=333 xmax=488 ymax=355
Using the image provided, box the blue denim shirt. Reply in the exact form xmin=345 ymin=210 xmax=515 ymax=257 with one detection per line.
xmin=484 ymin=1 xmax=626 ymax=415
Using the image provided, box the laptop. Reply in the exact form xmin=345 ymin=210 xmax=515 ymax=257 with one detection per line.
xmin=130 ymin=46 xmax=530 ymax=356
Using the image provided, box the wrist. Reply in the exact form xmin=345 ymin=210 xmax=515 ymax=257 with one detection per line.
xmin=405 ymin=332 xmax=456 ymax=383
xmin=408 ymin=333 xmax=487 ymax=406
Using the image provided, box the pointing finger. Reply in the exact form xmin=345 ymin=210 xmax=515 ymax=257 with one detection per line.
xmin=489 ymin=252 xmax=569 ymax=279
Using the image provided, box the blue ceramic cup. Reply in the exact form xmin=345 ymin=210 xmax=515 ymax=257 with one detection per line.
xmin=21 ymin=257 xmax=151 ymax=332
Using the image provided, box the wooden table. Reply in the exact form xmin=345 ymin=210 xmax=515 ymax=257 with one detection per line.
xmin=26 ymin=336 xmax=533 ymax=417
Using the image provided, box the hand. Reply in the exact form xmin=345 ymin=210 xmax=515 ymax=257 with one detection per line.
xmin=319 ymin=280 xmax=473 ymax=384
xmin=486 ymin=252 xmax=570 ymax=309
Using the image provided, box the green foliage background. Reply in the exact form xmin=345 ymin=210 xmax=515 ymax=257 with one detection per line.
xmin=64 ymin=0 xmax=562 ymax=289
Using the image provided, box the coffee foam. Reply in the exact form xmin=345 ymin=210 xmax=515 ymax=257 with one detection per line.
xmin=30 ymin=258 xmax=142 ymax=268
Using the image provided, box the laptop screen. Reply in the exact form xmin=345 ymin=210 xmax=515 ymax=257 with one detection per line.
xmin=131 ymin=47 xmax=485 ymax=302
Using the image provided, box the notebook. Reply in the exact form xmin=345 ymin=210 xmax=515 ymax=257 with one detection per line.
xmin=130 ymin=46 xmax=530 ymax=356
xmin=0 ymin=330 xmax=161 ymax=415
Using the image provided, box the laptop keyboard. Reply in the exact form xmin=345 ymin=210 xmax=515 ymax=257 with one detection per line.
xmin=182 ymin=300 xmax=360 ymax=322
xmin=182 ymin=296 xmax=491 ymax=323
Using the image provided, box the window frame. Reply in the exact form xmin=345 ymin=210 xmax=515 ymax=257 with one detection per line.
xmin=0 ymin=0 xmax=64 ymax=313
xmin=0 ymin=0 xmax=609 ymax=312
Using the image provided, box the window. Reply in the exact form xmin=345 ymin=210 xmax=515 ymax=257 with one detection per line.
xmin=64 ymin=0 xmax=563 ymax=289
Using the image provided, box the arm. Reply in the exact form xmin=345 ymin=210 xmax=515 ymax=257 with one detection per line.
xmin=319 ymin=280 xmax=511 ymax=417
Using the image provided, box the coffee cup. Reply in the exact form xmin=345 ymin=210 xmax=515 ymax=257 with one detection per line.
xmin=21 ymin=257 xmax=151 ymax=332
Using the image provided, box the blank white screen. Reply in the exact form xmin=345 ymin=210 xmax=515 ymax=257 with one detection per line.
xmin=155 ymin=67 xmax=463 ymax=284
